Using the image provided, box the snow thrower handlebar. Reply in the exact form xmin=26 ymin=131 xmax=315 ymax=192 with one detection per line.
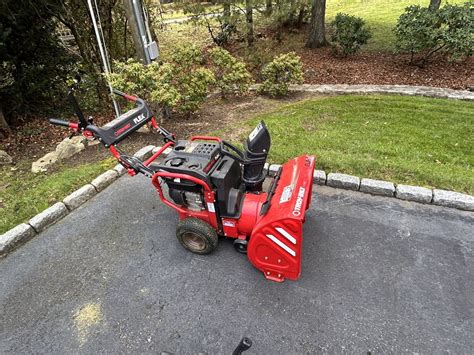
xmin=49 ymin=89 xmax=161 ymax=146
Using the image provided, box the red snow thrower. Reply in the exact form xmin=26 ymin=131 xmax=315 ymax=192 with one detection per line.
xmin=50 ymin=88 xmax=315 ymax=282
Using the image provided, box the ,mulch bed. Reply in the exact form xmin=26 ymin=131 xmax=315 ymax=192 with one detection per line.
xmin=2 ymin=38 xmax=472 ymax=164
xmin=0 ymin=93 xmax=308 ymax=169
xmin=298 ymin=47 xmax=473 ymax=90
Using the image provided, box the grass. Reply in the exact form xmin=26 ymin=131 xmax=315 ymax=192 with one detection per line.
xmin=223 ymin=95 xmax=474 ymax=194
xmin=0 ymin=158 xmax=115 ymax=234
xmin=155 ymin=0 xmax=467 ymax=55
xmin=324 ymin=0 xmax=466 ymax=51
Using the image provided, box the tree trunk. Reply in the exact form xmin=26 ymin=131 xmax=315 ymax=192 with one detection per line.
xmin=297 ymin=4 xmax=306 ymax=27
xmin=429 ymin=0 xmax=442 ymax=10
xmin=245 ymin=0 xmax=254 ymax=46
xmin=223 ymin=0 xmax=231 ymax=21
xmin=306 ymin=0 xmax=327 ymax=48
xmin=288 ymin=0 xmax=296 ymax=26
xmin=265 ymin=0 xmax=272 ymax=15
xmin=122 ymin=0 xmax=147 ymax=63
xmin=0 ymin=106 xmax=11 ymax=137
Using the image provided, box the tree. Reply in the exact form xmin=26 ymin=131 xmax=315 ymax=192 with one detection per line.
xmin=429 ymin=0 xmax=442 ymax=11
xmin=306 ymin=0 xmax=327 ymax=48
xmin=245 ymin=0 xmax=254 ymax=45
xmin=0 ymin=0 xmax=73 ymax=130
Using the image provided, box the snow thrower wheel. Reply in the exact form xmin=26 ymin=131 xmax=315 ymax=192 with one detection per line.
xmin=176 ymin=218 xmax=218 ymax=255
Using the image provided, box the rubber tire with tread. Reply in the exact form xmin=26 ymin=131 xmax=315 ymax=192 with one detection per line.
xmin=176 ymin=217 xmax=218 ymax=255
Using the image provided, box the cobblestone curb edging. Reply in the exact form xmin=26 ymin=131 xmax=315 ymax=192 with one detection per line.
xmin=0 ymin=146 xmax=156 ymax=258
xmin=2 ymin=146 xmax=472 ymax=258
xmin=250 ymin=84 xmax=474 ymax=101
xmin=268 ymin=164 xmax=473 ymax=212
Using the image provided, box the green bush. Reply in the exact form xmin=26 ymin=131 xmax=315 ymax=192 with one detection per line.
xmin=108 ymin=45 xmax=215 ymax=117
xmin=258 ymin=52 xmax=304 ymax=97
xmin=168 ymin=44 xmax=215 ymax=114
xmin=329 ymin=13 xmax=372 ymax=56
xmin=208 ymin=47 xmax=252 ymax=96
xmin=108 ymin=59 xmax=180 ymax=116
xmin=395 ymin=3 xmax=473 ymax=66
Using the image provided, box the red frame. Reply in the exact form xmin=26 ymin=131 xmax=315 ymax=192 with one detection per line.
xmin=141 ymin=135 xmax=223 ymax=232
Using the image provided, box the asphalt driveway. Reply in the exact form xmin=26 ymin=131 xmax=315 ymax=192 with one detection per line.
xmin=1 ymin=175 xmax=473 ymax=353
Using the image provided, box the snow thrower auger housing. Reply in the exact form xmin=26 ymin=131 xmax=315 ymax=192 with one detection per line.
xmin=50 ymin=89 xmax=315 ymax=282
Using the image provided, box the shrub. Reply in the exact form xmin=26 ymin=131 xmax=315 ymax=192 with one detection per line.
xmin=329 ymin=13 xmax=372 ymax=56
xmin=208 ymin=47 xmax=252 ymax=96
xmin=108 ymin=44 xmax=215 ymax=117
xmin=395 ymin=3 xmax=473 ymax=66
xmin=168 ymin=44 xmax=215 ymax=114
xmin=258 ymin=52 xmax=304 ymax=97
xmin=108 ymin=59 xmax=180 ymax=116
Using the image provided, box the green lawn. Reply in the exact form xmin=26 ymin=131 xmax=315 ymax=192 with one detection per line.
xmin=156 ymin=0 xmax=467 ymax=53
xmin=0 ymin=158 xmax=115 ymax=234
xmin=226 ymin=95 xmax=474 ymax=194
xmin=325 ymin=0 xmax=466 ymax=51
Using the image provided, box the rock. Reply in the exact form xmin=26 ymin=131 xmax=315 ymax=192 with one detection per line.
xmin=31 ymin=151 xmax=59 ymax=173
xmin=85 ymin=139 xmax=101 ymax=147
xmin=134 ymin=145 xmax=155 ymax=160
xmin=327 ymin=173 xmax=360 ymax=191
xmin=91 ymin=170 xmax=119 ymax=192
xmin=395 ymin=185 xmax=432 ymax=204
xmin=29 ymin=202 xmax=68 ymax=233
xmin=433 ymin=189 xmax=474 ymax=211
xmin=0 ymin=223 xmax=36 ymax=256
xmin=63 ymin=184 xmax=97 ymax=211
xmin=269 ymin=164 xmax=282 ymax=176
xmin=0 ymin=150 xmax=13 ymax=165
xmin=31 ymin=136 xmax=86 ymax=173
xmin=360 ymin=178 xmax=395 ymax=197
xmin=137 ymin=125 xmax=150 ymax=133
xmin=313 ymin=170 xmax=326 ymax=185
xmin=55 ymin=136 xmax=85 ymax=160
xmin=114 ymin=163 xmax=127 ymax=176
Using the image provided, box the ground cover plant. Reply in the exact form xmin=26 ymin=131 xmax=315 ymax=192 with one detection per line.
xmin=0 ymin=158 xmax=115 ymax=234
xmin=226 ymin=94 xmax=474 ymax=194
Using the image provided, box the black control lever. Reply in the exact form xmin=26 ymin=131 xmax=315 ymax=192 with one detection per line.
xmin=157 ymin=126 xmax=176 ymax=143
xmin=232 ymin=337 xmax=252 ymax=355
xmin=119 ymin=155 xmax=154 ymax=178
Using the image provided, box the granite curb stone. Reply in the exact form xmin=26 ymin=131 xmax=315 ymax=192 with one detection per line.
xmin=134 ymin=145 xmax=155 ymax=160
xmin=269 ymin=164 xmax=282 ymax=176
xmin=327 ymin=173 xmax=360 ymax=191
xmin=360 ymin=178 xmax=395 ymax=197
xmin=433 ymin=189 xmax=474 ymax=211
xmin=91 ymin=170 xmax=119 ymax=192
xmin=63 ymin=184 xmax=97 ymax=211
xmin=29 ymin=202 xmax=69 ymax=233
xmin=396 ymin=184 xmax=432 ymax=204
xmin=250 ymin=84 xmax=474 ymax=101
xmin=0 ymin=224 xmax=36 ymax=256
xmin=313 ymin=170 xmax=326 ymax=185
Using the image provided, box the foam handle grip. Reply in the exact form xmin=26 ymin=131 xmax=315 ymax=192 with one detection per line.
xmin=49 ymin=118 xmax=70 ymax=127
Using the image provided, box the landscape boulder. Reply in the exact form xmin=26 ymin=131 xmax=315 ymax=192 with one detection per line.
xmin=31 ymin=136 xmax=85 ymax=173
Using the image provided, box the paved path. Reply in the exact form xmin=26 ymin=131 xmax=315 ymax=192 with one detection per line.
xmin=1 ymin=175 xmax=473 ymax=353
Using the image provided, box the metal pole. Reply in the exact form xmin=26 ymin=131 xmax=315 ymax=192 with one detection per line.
xmin=132 ymin=0 xmax=151 ymax=64
xmin=87 ymin=0 xmax=120 ymax=117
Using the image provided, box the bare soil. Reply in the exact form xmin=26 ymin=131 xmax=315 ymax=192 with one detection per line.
xmin=0 ymin=93 xmax=310 ymax=171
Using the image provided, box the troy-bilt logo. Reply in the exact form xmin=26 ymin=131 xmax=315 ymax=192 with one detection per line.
xmin=133 ymin=113 xmax=146 ymax=125
xmin=292 ymin=187 xmax=306 ymax=216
